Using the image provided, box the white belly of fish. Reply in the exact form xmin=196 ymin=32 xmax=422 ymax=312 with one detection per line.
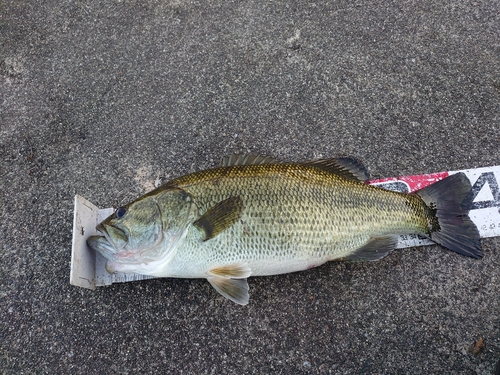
xmin=157 ymin=224 xmax=369 ymax=279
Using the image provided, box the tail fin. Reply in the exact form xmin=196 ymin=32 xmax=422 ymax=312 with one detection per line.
xmin=414 ymin=173 xmax=482 ymax=259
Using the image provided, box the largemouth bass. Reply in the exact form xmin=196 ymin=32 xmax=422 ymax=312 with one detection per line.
xmin=87 ymin=154 xmax=482 ymax=305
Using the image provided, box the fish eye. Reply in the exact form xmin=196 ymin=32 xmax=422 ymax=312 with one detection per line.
xmin=115 ymin=207 xmax=127 ymax=218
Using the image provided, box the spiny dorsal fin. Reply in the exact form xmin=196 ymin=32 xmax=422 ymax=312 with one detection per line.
xmin=343 ymin=235 xmax=398 ymax=262
xmin=207 ymin=276 xmax=249 ymax=305
xmin=301 ymin=157 xmax=369 ymax=182
xmin=220 ymin=154 xmax=280 ymax=167
xmin=193 ymin=196 xmax=244 ymax=241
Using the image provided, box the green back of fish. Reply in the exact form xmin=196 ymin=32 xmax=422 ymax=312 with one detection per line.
xmin=161 ymin=163 xmax=427 ymax=276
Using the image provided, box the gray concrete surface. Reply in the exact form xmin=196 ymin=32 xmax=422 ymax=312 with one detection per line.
xmin=1 ymin=0 xmax=500 ymax=373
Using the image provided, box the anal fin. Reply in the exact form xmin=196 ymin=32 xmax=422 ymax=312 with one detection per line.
xmin=343 ymin=235 xmax=398 ymax=262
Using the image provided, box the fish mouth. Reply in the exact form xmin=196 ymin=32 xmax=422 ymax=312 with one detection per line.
xmin=96 ymin=223 xmax=128 ymax=250
xmin=87 ymin=235 xmax=116 ymax=259
xmin=86 ymin=223 xmax=129 ymax=261
xmin=96 ymin=223 xmax=107 ymax=235
xmin=88 ymin=222 xmax=164 ymax=269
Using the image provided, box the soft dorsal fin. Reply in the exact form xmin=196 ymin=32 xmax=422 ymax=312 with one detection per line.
xmin=301 ymin=157 xmax=369 ymax=182
xmin=220 ymin=154 xmax=280 ymax=167
xmin=193 ymin=196 xmax=244 ymax=241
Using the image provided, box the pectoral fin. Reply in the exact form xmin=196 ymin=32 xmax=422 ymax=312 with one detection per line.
xmin=193 ymin=196 xmax=244 ymax=241
xmin=207 ymin=277 xmax=249 ymax=305
xmin=343 ymin=235 xmax=398 ymax=262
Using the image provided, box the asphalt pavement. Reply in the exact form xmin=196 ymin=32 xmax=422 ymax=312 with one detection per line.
xmin=1 ymin=0 xmax=499 ymax=373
